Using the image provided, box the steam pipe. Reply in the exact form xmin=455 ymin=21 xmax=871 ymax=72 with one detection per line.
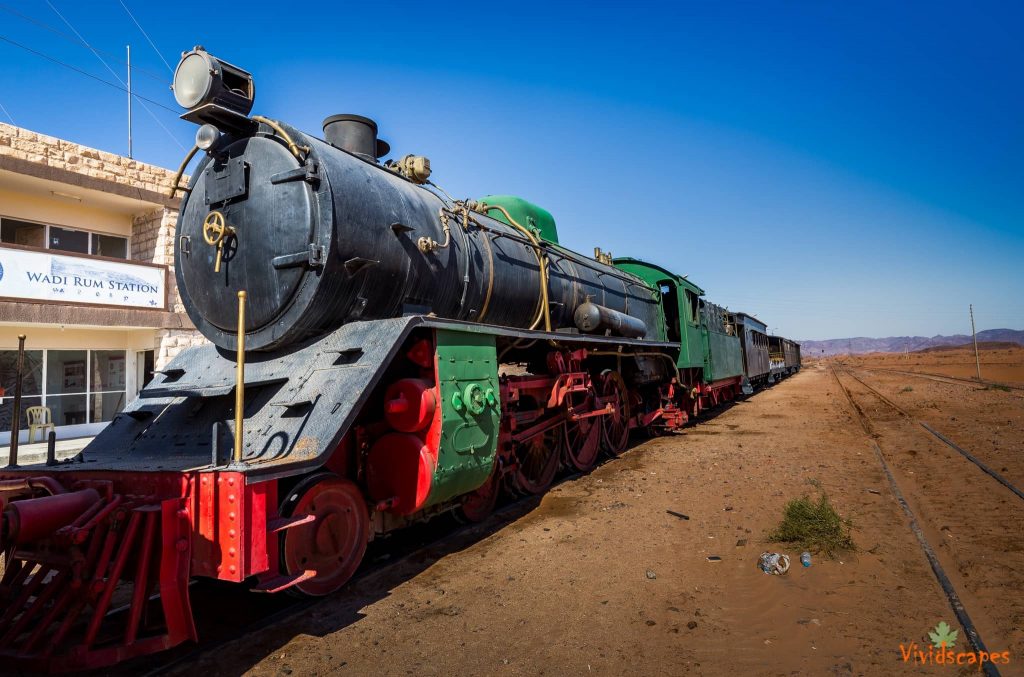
xmin=234 ymin=290 xmax=247 ymax=465
xmin=3 ymin=488 xmax=100 ymax=545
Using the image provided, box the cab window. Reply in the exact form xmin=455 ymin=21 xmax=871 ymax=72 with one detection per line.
xmin=660 ymin=282 xmax=681 ymax=342
xmin=684 ymin=290 xmax=699 ymax=325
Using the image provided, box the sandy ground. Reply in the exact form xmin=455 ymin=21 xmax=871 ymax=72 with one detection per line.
xmin=841 ymin=345 xmax=1024 ymax=385
xmin=162 ymin=359 xmax=1024 ymax=677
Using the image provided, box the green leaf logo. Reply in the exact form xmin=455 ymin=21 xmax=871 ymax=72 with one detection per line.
xmin=927 ymin=621 xmax=958 ymax=649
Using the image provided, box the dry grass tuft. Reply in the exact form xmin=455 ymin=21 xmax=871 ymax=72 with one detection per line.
xmin=768 ymin=491 xmax=855 ymax=558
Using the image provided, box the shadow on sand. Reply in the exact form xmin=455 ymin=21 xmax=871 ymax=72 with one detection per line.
xmin=109 ymin=397 xmax=753 ymax=676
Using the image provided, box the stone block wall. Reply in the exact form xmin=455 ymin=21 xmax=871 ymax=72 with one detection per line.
xmin=0 ymin=122 xmax=209 ymax=369
xmin=0 ymin=122 xmax=181 ymax=200
xmin=132 ymin=208 xmax=208 ymax=368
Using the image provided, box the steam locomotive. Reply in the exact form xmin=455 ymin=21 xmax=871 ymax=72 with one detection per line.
xmin=0 ymin=48 xmax=800 ymax=671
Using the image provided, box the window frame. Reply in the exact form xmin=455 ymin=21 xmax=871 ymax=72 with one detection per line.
xmin=0 ymin=215 xmax=130 ymax=260
xmin=0 ymin=347 xmax=129 ymax=428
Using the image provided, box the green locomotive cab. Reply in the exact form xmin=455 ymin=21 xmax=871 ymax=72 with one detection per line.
xmin=612 ymin=258 xmax=704 ymax=371
xmin=612 ymin=257 xmax=745 ymax=413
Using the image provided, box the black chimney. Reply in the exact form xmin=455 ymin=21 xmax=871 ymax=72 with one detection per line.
xmin=322 ymin=114 xmax=390 ymax=161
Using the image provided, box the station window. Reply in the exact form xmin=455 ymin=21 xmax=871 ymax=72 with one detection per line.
xmin=1 ymin=217 xmax=128 ymax=260
xmin=92 ymin=233 xmax=128 ymax=258
xmin=0 ymin=218 xmax=46 ymax=248
xmin=49 ymin=226 xmax=92 ymax=254
xmin=0 ymin=348 xmax=128 ymax=432
xmin=0 ymin=349 xmax=44 ymax=434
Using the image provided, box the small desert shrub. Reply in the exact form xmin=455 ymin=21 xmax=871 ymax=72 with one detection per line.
xmin=900 ymin=386 xmax=913 ymax=393
xmin=768 ymin=491 xmax=855 ymax=557
xmin=988 ymin=384 xmax=1011 ymax=392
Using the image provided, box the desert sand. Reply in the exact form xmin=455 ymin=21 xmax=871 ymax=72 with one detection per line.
xmin=150 ymin=349 xmax=1024 ymax=676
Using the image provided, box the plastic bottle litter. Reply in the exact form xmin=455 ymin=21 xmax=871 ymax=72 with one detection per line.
xmin=801 ymin=551 xmax=812 ymax=567
xmin=757 ymin=552 xmax=790 ymax=575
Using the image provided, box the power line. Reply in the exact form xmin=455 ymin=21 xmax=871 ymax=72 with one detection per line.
xmin=117 ymin=0 xmax=173 ymax=73
xmin=0 ymin=100 xmax=15 ymax=124
xmin=43 ymin=1 xmax=185 ymax=151
xmin=0 ymin=34 xmax=179 ymax=114
xmin=0 ymin=2 xmax=165 ymax=82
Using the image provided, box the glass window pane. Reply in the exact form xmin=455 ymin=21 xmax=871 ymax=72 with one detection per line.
xmin=90 ymin=351 xmax=126 ymax=392
xmin=91 ymin=392 xmax=125 ymax=423
xmin=0 ymin=349 xmax=43 ymax=397
xmin=47 ymin=350 xmax=87 ymax=395
xmin=1 ymin=218 xmax=46 ymax=247
xmin=0 ymin=395 xmax=43 ymax=432
xmin=91 ymin=233 xmax=128 ymax=259
xmin=48 ymin=226 xmax=89 ymax=254
xmin=139 ymin=350 xmax=155 ymax=389
xmin=46 ymin=394 xmax=88 ymax=426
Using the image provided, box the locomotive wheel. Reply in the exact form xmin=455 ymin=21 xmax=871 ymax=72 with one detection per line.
xmin=599 ymin=370 xmax=631 ymax=456
xmin=455 ymin=461 xmax=500 ymax=523
xmin=280 ymin=473 xmax=369 ymax=597
xmin=563 ymin=392 xmax=602 ymax=471
xmin=513 ymin=426 xmax=562 ymax=494
xmin=642 ymin=419 xmax=666 ymax=438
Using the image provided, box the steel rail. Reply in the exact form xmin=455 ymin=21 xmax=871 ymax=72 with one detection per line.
xmin=829 ymin=365 xmax=1000 ymax=677
xmin=920 ymin=423 xmax=1024 ymax=502
xmin=864 ymin=367 xmax=1024 ymax=393
xmin=841 ymin=367 xmax=1024 ymax=504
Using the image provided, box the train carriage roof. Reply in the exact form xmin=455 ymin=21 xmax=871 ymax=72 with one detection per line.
xmin=734 ymin=312 xmax=768 ymax=333
xmin=612 ymin=257 xmax=704 ymax=296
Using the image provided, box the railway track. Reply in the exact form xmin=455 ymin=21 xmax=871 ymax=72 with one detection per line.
xmin=124 ymin=469 xmax=583 ymax=677
xmin=840 ymin=368 xmax=1024 ymax=500
xmin=830 ymin=364 xmax=1024 ymax=676
xmin=863 ymin=367 xmax=1024 ymax=395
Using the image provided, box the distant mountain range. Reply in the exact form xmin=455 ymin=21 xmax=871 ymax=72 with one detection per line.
xmin=799 ymin=329 xmax=1024 ymax=356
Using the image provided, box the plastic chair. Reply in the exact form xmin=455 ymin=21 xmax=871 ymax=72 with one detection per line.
xmin=26 ymin=406 xmax=55 ymax=443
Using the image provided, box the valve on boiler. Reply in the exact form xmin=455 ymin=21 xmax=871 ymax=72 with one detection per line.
xmin=387 ymin=155 xmax=432 ymax=184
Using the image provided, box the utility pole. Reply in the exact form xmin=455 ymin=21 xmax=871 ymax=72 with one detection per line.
xmin=127 ymin=44 xmax=133 ymax=159
xmin=970 ymin=304 xmax=981 ymax=380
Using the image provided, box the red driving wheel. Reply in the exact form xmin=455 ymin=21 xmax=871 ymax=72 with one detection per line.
xmin=280 ymin=473 xmax=369 ymax=597
xmin=600 ymin=370 xmax=631 ymax=456
xmin=563 ymin=391 xmax=602 ymax=471
xmin=456 ymin=460 xmax=501 ymax=523
xmin=513 ymin=426 xmax=561 ymax=495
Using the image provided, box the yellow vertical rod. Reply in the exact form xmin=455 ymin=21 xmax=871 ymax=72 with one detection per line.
xmin=234 ymin=291 xmax=247 ymax=464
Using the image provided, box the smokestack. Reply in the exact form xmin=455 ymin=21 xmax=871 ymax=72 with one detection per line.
xmin=322 ymin=114 xmax=390 ymax=162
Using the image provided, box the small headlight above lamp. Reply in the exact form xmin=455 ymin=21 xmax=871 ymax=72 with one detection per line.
xmin=195 ymin=124 xmax=220 ymax=150
xmin=171 ymin=46 xmax=255 ymax=117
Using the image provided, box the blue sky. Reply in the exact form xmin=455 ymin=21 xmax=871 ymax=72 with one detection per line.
xmin=0 ymin=1 xmax=1020 ymax=340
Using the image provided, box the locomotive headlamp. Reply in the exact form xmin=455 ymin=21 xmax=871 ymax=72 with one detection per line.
xmin=195 ymin=123 xmax=220 ymax=150
xmin=172 ymin=46 xmax=254 ymax=116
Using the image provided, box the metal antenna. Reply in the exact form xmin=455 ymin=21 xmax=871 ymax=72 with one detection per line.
xmin=127 ymin=44 xmax=132 ymax=158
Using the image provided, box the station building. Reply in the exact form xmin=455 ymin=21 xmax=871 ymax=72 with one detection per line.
xmin=0 ymin=122 xmax=205 ymax=444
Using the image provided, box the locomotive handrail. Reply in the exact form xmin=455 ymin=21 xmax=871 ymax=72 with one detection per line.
xmin=168 ymin=116 xmax=308 ymax=200
xmin=588 ymin=349 xmax=681 ymax=383
xmin=478 ymin=201 xmax=553 ymax=332
xmin=252 ymin=115 xmax=309 ymax=161
xmin=234 ymin=290 xmax=247 ymax=465
xmin=465 ymin=205 xmax=654 ymax=291
xmin=168 ymin=145 xmax=198 ymax=198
